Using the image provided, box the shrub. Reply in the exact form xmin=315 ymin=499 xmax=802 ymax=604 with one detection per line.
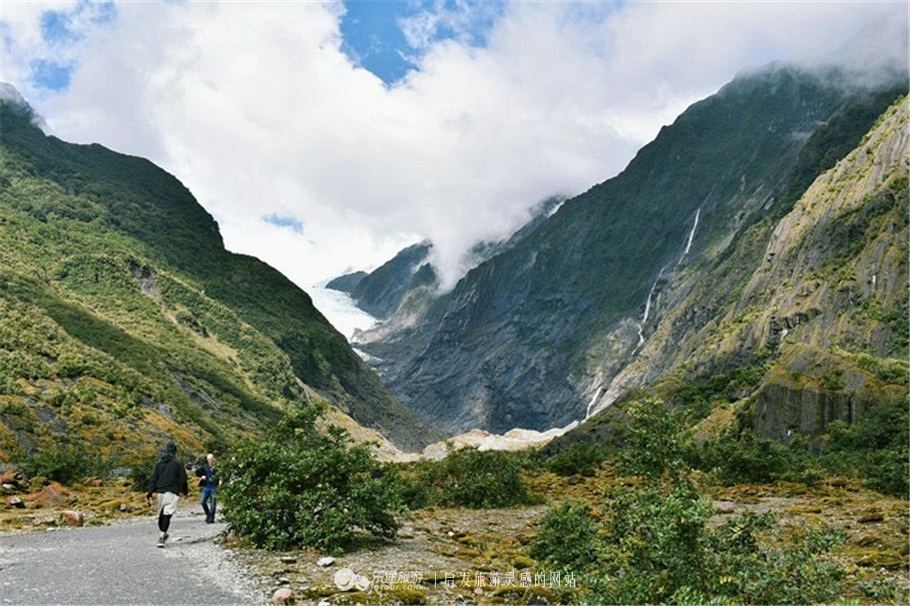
xmin=596 ymin=480 xmax=715 ymax=603
xmin=821 ymin=397 xmax=909 ymax=496
xmin=689 ymin=428 xmax=808 ymax=485
xmin=18 ymin=444 xmax=112 ymax=485
xmin=127 ymin=453 xmax=160 ymax=492
xmin=579 ymin=397 xmax=846 ymax=605
xmin=403 ymin=447 xmax=535 ymax=509
xmin=220 ymin=407 xmax=401 ymax=553
xmin=528 ymin=501 xmax=603 ymax=573
xmin=616 ymin=399 xmax=690 ymax=480
xmin=544 ymin=443 xmax=607 ymax=477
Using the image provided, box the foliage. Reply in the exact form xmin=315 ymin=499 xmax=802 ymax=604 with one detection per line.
xmin=666 ymin=361 xmax=771 ymax=420
xmin=820 ymin=397 xmax=909 ymax=496
xmin=543 ymin=442 xmax=608 ymax=477
xmin=616 ymin=399 xmax=690 ymax=480
xmin=690 ymin=395 xmax=909 ymax=496
xmin=528 ymin=501 xmax=602 ymax=573
xmin=18 ymin=444 xmax=113 ymax=485
xmin=220 ymin=407 xmax=401 ymax=553
xmin=688 ymin=428 xmax=810 ymax=486
xmin=398 ymin=447 xmax=536 ymax=509
xmin=544 ymin=398 xmax=847 ymax=605
xmin=127 ymin=453 xmax=161 ymax=492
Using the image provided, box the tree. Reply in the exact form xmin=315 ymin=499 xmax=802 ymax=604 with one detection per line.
xmin=220 ymin=406 xmax=401 ymax=553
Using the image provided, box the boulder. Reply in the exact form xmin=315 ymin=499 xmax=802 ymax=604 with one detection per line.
xmin=28 ymin=482 xmax=76 ymax=508
xmin=0 ymin=470 xmax=25 ymax=490
xmin=271 ymin=587 xmax=293 ymax=605
xmin=60 ymin=510 xmax=84 ymax=527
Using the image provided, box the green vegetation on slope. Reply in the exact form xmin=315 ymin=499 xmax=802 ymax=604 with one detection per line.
xmin=0 ymin=96 xmax=434 ymax=465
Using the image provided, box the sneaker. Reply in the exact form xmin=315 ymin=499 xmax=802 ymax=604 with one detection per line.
xmin=157 ymin=531 xmax=168 ymax=548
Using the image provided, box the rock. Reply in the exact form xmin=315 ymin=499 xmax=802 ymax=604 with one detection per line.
xmin=279 ymin=556 xmax=297 ymax=564
xmin=8 ymin=495 xmax=25 ymax=508
xmin=271 ymin=587 xmax=293 ymax=605
xmin=316 ymin=556 xmax=335 ymax=567
xmin=60 ymin=510 xmax=84 ymax=527
xmin=333 ymin=567 xmax=355 ymax=591
xmin=715 ymin=501 xmax=736 ymax=514
xmin=0 ymin=470 xmax=24 ymax=487
xmin=28 ymin=482 xmax=75 ymax=508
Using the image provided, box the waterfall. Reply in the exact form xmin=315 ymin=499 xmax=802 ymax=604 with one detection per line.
xmin=585 ymin=385 xmax=602 ymax=418
xmin=636 ymin=289 xmax=654 ymax=348
xmin=679 ymin=207 xmax=700 ymax=263
xmin=635 ymin=268 xmax=664 ymax=350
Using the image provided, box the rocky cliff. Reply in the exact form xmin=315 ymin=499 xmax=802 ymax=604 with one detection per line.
xmin=595 ymin=95 xmax=908 ymax=440
xmin=352 ymin=63 xmax=907 ymax=437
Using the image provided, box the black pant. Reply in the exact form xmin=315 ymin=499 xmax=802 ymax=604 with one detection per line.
xmin=158 ymin=509 xmax=172 ymax=533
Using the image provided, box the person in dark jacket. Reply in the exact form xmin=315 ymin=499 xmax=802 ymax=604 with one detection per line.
xmin=145 ymin=440 xmax=189 ymax=548
xmin=199 ymin=453 xmax=220 ymax=524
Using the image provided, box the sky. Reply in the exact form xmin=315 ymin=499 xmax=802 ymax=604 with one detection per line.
xmin=1 ymin=1 xmax=907 ymax=336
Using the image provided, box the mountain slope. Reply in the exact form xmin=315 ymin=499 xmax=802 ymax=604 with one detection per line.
xmin=590 ymin=94 xmax=908 ymax=439
xmin=0 ymin=88 xmax=438 ymax=462
xmin=353 ymin=63 xmax=907 ymax=436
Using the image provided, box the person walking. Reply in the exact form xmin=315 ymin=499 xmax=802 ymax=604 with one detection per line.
xmin=199 ymin=453 xmax=220 ymax=524
xmin=146 ymin=440 xmax=189 ymax=548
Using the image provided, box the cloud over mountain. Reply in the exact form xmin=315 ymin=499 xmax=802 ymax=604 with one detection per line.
xmin=1 ymin=1 xmax=906 ymax=291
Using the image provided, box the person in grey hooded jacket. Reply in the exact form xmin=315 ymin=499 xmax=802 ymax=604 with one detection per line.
xmin=146 ymin=440 xmax=189 ymax=547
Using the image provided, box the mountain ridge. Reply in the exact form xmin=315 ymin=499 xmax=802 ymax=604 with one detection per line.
xmin=346 ymin=62 xmax=907 ymax=438
xmin=0 ymin=87 xmax=440 ymax=462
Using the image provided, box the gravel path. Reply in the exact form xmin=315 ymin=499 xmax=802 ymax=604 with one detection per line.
xmin=0 ymin=508 xmax=266 ymax=605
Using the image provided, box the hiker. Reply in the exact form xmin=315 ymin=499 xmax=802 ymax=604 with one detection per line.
xmin=199 ymin=453 xmax=220 ymax=523
xmin=146 ymin=440 xmax=189 ymax=547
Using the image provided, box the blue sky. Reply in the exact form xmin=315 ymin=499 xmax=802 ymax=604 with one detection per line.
xmin=1 ymin=1 xmax=907 ymax=326
xmin=340 ymin=1 xmax=425 ymax=85
xmin=340 ymin=1 xmax=504 ymax=85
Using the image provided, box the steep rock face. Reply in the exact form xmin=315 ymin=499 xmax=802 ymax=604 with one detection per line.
xmin=597 ymin=96 xmax=908 ymax=439
xmin=327 ymin=241 xmax=436 ymax=320
xmin=357 ymin=64 xmax=905 ymax=436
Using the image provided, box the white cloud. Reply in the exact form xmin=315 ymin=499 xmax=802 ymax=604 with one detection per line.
xmin=1 ymin=0 xmax=907 ymax=300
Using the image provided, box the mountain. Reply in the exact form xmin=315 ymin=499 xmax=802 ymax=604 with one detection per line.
xmin=586 ymin=93 xmax=909 ymax=440
xmin=325 ymin=197 xmax=562 ymax=323
xmin=0 ymin=86 xmax=439 ymax=463
xmin=327 ymin=240 xmax=437 ymax=320
xmin=349 ymin=63 xmax=907 ymax=437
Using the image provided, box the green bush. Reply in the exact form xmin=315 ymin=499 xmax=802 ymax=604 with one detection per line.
xmin=220 ymin=407 xmax=401 ymax=553
xmin=544 ymin=443 xmax=608 ymax=477
xmin=528 ymin=501 xmax=602 ymax=573
xmin=688 ymin=428 xmax=809 ymax=485
xmin=18 ymin=444 xmax=112 ymax=485
xmin=127 ymin=453 xmax=160 ymax=492
xmin=575 ymin=397 xmax=846 ymax=605
xmin=617 ymin=399 xmax=690 ymax=480
xmin=402 ymin=446 xmax=535 ymax=509
xmin=821 ymin=397 xmax=909 ymax=496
